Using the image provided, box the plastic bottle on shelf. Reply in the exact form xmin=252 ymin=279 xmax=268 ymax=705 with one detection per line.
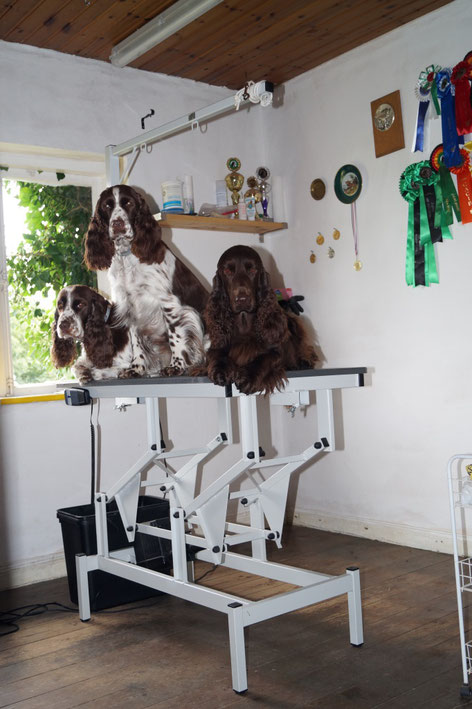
xmin=245 ymin=196 xmax=256 ymax=221
xmin=237 ymin=200 xmax=247 ymax=220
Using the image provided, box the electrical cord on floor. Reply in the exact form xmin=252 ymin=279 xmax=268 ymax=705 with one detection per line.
xmin=0 ymin=597 xmax=165 ymax=637
xmin=194 ymin=564 xmax=217 ymax=583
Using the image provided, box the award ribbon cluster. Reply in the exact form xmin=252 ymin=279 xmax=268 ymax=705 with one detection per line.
xmin=412 ymin=51 xmax=472 ymax=163
xmin=403 ymin=50 xmax=472 ymax=288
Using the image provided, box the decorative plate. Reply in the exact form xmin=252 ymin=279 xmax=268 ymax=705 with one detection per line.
xmin=334 ymin=165 xmax=362 ymax=204
xmin=310 ymin=178 xmax=326 ymax=200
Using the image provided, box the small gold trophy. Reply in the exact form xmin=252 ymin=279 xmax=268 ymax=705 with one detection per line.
xmin=244 ymin=176 xmax=262 ymax=205
xmin=225 ymin=157 xmax=244 ymax=205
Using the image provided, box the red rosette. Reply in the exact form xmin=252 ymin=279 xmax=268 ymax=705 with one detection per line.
xmin=448 ymin=148 xmax=470 ymax=176
xmin=451 ymin=61 xmax=472 ymax=135
xmin=463 ymin=50 xmax=472 ymax=76
xmin=430 ymin=144 xmax=444 ymax=173
xmin=449 ymin=149 xmax=472 ymax=224
xmin=451 ymin=60 xmax=471 ymax=84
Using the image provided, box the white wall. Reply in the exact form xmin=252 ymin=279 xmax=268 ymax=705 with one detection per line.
xmin=263 ymin=0 xmax=472 ymax=550
xmin=1 ymin=0 xmax=472 ymax=589
xmin=0 ymin=41 xmax=273 ymax=589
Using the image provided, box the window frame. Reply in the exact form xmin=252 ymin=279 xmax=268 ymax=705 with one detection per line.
xmin=0 ymin=144 xmax=106 ymax=397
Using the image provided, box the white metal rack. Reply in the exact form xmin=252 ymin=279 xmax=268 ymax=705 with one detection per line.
xmin=68 ymin=368 xmax=366 ymax=693
xmin=447 ymin=453 xmax=472 ymax=699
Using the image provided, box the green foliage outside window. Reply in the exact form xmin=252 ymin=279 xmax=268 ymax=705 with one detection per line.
xmin=6 ymin=182 xmax=96 ymax=384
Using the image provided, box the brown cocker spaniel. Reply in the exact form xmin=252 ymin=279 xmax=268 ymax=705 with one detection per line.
xmin=203 ymin=245 xmax=317 ymax=395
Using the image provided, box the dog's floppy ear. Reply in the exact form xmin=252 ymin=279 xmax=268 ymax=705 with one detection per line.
xmin=204 ymin=271 xmax=233 ymax=348
xmin=254 ymin=268 xmax=288 ymax=346
xmin=50 ymin=311 xmax=77 ymax=368
xmin=84 ymin=195 xmax=115 ymax=271
xmin=83 ymin=292 xmax=115 ymax=368
xmin=131 ymin=191 xmax=164 ymax=264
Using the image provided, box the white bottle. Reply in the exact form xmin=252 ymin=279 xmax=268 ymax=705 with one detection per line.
xmin=245 ymin=197 xmax=256 ymax=221
xmin=237 ymin=200 xmax=247 ymax=220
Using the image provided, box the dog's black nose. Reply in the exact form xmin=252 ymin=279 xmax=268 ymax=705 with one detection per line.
xmin=111 ymin=217 xmax=126 ymax=234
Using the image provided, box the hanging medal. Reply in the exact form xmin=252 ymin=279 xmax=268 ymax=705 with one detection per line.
xmin=334 ymin=165 xmax=363 ymax=270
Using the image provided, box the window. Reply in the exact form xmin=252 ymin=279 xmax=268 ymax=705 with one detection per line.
xmin=0 ymin=145 xmax=105 ymax=397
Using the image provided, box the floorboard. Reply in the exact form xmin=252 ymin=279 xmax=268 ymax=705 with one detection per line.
xmin=0 ymin=526 xmax=470 ymax=708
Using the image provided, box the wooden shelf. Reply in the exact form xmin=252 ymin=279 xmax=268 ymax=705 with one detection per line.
xmin=156 ymin=213 xmax=287 ymax=234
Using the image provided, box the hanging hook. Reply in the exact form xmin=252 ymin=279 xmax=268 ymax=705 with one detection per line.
xmin=141 ymin=109 xmax=155 ymax=130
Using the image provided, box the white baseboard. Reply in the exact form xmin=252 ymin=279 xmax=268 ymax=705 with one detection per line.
xmin=0 ymin=551 xmax=66 ymax=591
xmin=292 ymin=507 xmax=458 ymax=555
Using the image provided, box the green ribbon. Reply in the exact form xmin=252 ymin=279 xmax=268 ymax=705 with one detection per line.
xmin=431 ymin=80 xmax=441 ymax=116
xmin=400 ymin=161 xmax=444 ymax=287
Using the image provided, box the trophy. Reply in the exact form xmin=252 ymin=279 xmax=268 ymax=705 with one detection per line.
xmin=225 ymin=157 xmax=244 ymax=205
xmin=244 ymin=176 xmax=262 ymax=204
xmin=256 ymin=166 xmax=271 ymax=218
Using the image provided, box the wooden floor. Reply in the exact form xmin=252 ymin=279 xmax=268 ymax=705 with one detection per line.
xmin=1 ymin=525 xmax=471 ymax=708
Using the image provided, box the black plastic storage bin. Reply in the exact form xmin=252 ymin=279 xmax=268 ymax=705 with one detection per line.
xmin=57 ymin=495 xmax=171 ymax=610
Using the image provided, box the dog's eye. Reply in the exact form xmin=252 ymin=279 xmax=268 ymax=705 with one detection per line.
xmin=223 ymin=267 xmax=232 ymax=276
xmin=74 ymin=301 xmax=84 ymax=310
xmin=105 ymin=201 xmax=114 ymax=210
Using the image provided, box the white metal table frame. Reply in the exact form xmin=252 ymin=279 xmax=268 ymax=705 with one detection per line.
xmin=69 ymin=368 xmax=366 ymax=693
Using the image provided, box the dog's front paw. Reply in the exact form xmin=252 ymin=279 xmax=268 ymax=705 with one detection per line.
xmin=119 ymin=366 xmax=143 ymax=379
xmin=208 ymin=362 xmax=232 ymax=387
xmin=161 ymin=358 xmax=186 ymax=377
xmin=73 ymin=364 xmax=93 ymax=384
xmin=233 ymin=369 xmax=258 ymax=395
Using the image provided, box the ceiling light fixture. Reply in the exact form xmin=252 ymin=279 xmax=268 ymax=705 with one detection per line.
xmin=110 ymin=0 xmax=224 ymax=68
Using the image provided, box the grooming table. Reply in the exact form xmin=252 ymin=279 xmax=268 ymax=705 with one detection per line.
xmin=68 ymin=368 xmax=366 ymax=693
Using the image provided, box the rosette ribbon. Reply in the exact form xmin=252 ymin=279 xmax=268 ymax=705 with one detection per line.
xmin=449 ymin=148 xmax=472 ymax=224
xmin=436 ymin=69 xmax=462 ymax=168
xmin=451 ymin=61 xmax=472 ymax=135
xmin=430 ymin=144 xmax=461 ymax=225
xmin=399 ymin=161 xmax=452 ymax=287
xmin=412 ymin=65 xmax=441 ymax=153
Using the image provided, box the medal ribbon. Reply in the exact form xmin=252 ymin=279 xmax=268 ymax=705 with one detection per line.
xmin=350 ymin=201 xmax=359 ymax=262
xmin=449 ymin=149 xmax=472 ymax=224
xmin=413 ymin=100 xmax=429 ymax=152
xmin=413 ymin=66 xmax=441 ymax=153
xmin=451 ymin=61 xmax=472 ymax=135
xmin=436 ymin=70 xmax=462 ymax=168
xmin=438 ymin=165 xmax=461 ymax=225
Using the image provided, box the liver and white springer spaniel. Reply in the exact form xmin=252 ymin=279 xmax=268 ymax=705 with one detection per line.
xmin=84 ymin=185 xmax=208 ymax=376
xmin=50 ymin=285 xmax=166 ymax=383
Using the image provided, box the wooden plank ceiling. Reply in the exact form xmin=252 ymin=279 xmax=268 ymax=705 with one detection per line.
xmin=0 ymin=0 xmax=456 ymax=89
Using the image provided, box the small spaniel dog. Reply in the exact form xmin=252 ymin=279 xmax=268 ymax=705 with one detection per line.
xmin=84 ymin=185 xmax=208 ymax=376
xmin=203 ymin=245 xmax=317 ymax=395
xmin=51 ymin=285 xmax=170 ymax=383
